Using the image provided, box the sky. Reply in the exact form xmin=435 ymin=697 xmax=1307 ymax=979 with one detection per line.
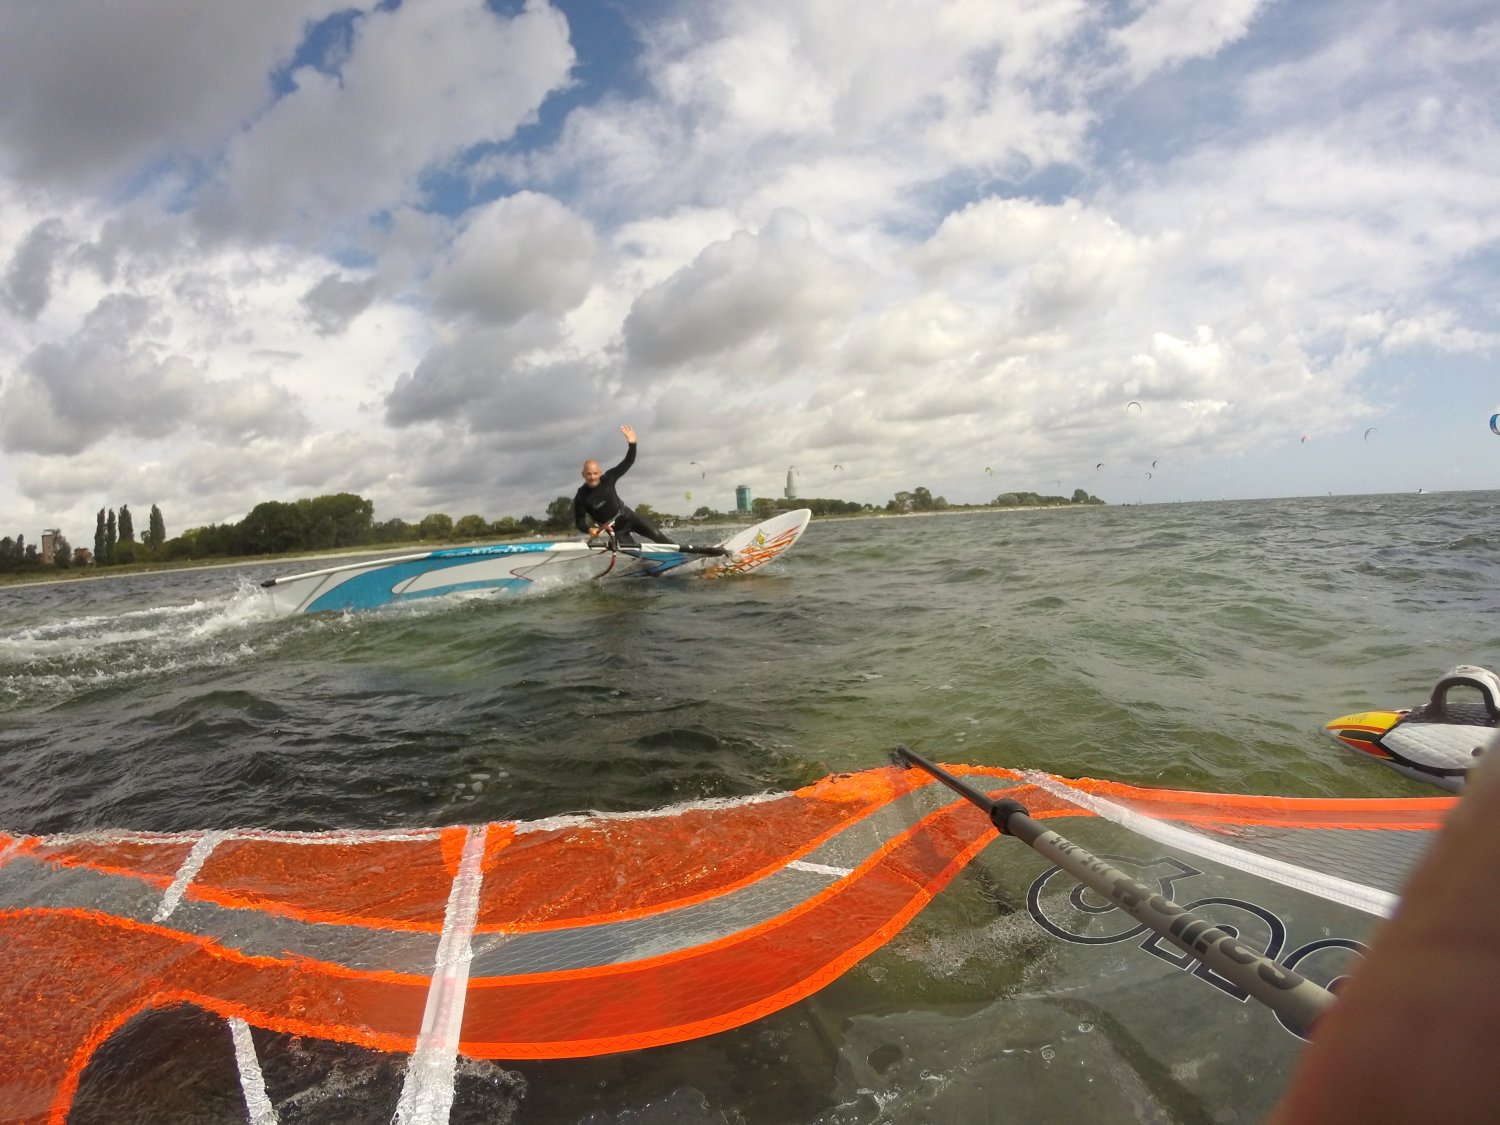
xmin=0 ymin=0 xmax=1497 ymax=544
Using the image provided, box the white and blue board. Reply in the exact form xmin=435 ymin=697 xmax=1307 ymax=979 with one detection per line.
xmin=260 ymin=508 xmax=812 ymax=615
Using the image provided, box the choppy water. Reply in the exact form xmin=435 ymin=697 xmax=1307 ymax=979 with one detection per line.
xmin=3 ymin=492 xmax=1496 ymax=1122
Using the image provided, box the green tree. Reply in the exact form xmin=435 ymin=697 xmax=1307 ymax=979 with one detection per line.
xmin=94 ymin=508 xmax=106 ymax=560
xmin=372 ymin=518 xmax=413 ymax=543
xmin=1071 ymin=488 xmax=1089 ymax=504
xmin=146 ymin=504 xmax=166 ymax=550
xmin=417 ymin=513 xmax=453 ymax=540
xmin=454 ymin=514 xmax=489 ymax=539
xmin=236 ymin=501 xmax=308 ymax=554
xmin=912 ymin=486 xmax=934 ymax=512
xmin=544 ymin=496 xmax=574 ymax=531
xmin=0 ymin=534 xmax=39 ymax=571
xmin=751 ymin=497 xmax=777 ymax=519
xmin=295 ymin=493 xmax=374 ymax=547
xmin=119 ymin=504 xmax=135 ymax=542
xmin=305 ymin=515 xmax=337 ymax=549
xmin=184 ymin=522 xmax=237 ymax=556
xmin=52 ymin=533 xmax=71 ymax=569
xmin=789 ymin=497 xmax=861 ymax=516
xmin=104 ymin=509 xmax=117 ymax=562
xmin=160 ymin=537 xmax=194 ymax=561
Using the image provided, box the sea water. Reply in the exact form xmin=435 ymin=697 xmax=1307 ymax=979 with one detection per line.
xmin=2 ymin=491 xmax=1496 ymax=1122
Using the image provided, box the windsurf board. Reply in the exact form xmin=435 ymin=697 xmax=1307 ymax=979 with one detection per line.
xmin=259 ymin=508 xmax=813 ymax=615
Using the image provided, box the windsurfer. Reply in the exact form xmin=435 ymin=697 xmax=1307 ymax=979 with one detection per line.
xmin=575 ymin=425 xmax=671 ymax=547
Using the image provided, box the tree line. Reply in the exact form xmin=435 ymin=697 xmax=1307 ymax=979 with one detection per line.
xmin=91 ymin=504 xmax=168 ymax=565
xmin=164 ymin=493 xmax=585 ymax=561
xmin=992 ymin=488 xmax=1103 ymax=507
xmin=0 ymin=533 xmax=54 ymax=573
xmin=166 ymin=493 xmax=873 ymax=561
xmin=0 ymin=503 xmax=170 ymax=573
xmin=882 ymin=486 xmax=1102 ymax=513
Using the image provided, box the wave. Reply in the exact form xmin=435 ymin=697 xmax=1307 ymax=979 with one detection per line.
xmin=0 ymin=580 xmax=286 ymax=707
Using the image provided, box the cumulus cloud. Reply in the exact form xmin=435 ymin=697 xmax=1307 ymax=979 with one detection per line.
xmin=430 ymin=193 xmax=596 ymax=325
xmin=387 ymin=328 xmax=524 ymax=428
xmin=11 ymin=448 xmax=142 ymax=506
xmin=198 ymin=375 xmax=307 ymax=441
xmin=2 ymin=219 xmax=69 ymax=320
xmin=915 ymin=198 xmax=1094 ymax=276
xmin=382 ymin=313 xmax=610 ymax=453
xmin=0 ymin=292 xmax=307 ymax=456
xmin=1110 ymin=0 xmax=1270 ymax=84
xmin=491 ymin=0 xmax=1100 ymax=228
xmin=1380 ymin=311 xmax=1500 ymax=354
xmin=910 ymin=197 xmax=1174 ymax=336
xmin=623 ymin=209 xmax=863 ymax=372
xmin=0 ymin=1 xmax=353 ymax=189
xmin=843 ymin=294 xmax=990 ymax=375
xmin=2 ymin=294 xmax=197 ymax=454
xmin=302 ymin=273 xmax=381 ymax=336
xmin=1 ymin=0 xmax=1497 ymax=540
xmin=280 ymin=431 xmax=403 ymax=494
xmin=650 ymin=0 xmax=1098 ymax=168
xmin=202 ymin=0 xmax=574 ymax=238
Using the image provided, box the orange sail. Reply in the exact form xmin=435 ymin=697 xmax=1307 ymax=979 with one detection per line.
xmin=0 ymin=764 xmax=1452 ymax=1123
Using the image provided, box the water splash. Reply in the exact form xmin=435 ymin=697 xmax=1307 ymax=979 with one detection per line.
xmin=0 ymin=580 xmax=286 ymax=707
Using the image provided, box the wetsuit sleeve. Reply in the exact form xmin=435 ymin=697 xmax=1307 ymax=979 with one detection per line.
xmin=573 ymin=490 xmax=589 ymax=533
xmin=603 ymin=442 xmax=637 ymax=484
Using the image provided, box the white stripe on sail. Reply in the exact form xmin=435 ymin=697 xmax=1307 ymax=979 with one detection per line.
xmin=154 ymin=831 xmax=227 ymax=922
xmin=228 ymin=1017 xmax=278 ymax=1125
xmin=1020 ymin=771 xmax=1398 ymax=918
xmin=394 ymin=825 xmax=489 ymax=1125
xmin=788 ymin=859 xmax=853 ymax=878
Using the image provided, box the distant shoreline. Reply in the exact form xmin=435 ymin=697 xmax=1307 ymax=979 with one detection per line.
xmin=815 ymin=504 xmax=1094 ymax=525
xmin=1 ymin=503 xmax=1094 ymax=590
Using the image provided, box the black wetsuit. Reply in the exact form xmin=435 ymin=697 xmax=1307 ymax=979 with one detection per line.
xmin=573 ymin=443 xmax=670 ymax=546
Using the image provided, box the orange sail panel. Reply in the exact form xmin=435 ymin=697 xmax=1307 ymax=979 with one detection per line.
xmin=0 ymin=766 xmax=1456 ymax=1122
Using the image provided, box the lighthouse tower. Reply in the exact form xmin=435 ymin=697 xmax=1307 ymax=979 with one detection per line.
xmin=784 ymin=467 xmax=797 ymax=500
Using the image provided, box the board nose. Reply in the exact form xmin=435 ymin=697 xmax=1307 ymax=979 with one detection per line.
xmin=1323 ymin=710 xmax=1403 ymax=757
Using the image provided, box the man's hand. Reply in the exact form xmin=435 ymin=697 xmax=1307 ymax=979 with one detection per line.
xmin=620 ymin=424 xmax=637 ymax=444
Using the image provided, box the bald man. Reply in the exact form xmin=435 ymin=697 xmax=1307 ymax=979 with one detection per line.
xmin=573 ymin=425 xmax=671 ymax=547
